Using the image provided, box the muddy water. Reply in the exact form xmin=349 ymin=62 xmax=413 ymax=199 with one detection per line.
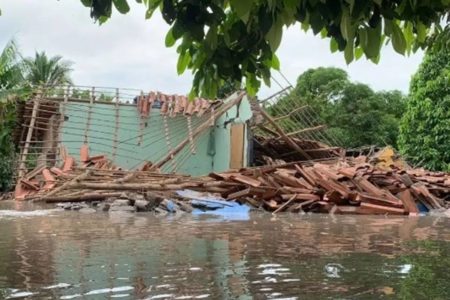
xmin=0 ymin=201 xmax=449 ymax=299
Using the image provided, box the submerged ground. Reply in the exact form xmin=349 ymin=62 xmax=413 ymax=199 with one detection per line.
xmin=0 ymin=201 xmax=449 ymax=299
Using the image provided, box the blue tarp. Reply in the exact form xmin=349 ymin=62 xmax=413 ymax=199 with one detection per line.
xmin=176 ymin=190 xmax=251 ymax=221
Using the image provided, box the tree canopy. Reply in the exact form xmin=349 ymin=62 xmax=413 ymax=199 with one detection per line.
xmin=69 ymin=0 xmax=449 ymax=98
xmin=0 ymin=40 xmax=23 ymax=91
xmin=399 ymin=40 xmax=450 ymax=171
xmin=22 ymin=52 xmax=73 ymax=87
xmin=0 ymin=42 xmax=74 ymax=191
xmin=272 ymin=67 xmax=406 ymax=148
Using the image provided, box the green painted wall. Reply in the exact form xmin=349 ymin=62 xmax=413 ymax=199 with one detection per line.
xmin=60 ymin=95 xmax=252 ymax=176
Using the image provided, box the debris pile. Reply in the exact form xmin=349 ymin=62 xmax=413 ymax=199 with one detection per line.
xmin=18 ymin=151 xmax=450 ymax=215
xmin=209 ymin=160 xmax=449 ymax=215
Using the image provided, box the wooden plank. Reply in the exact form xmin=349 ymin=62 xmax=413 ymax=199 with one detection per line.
xmin=280 ymin=187 xmax=314 ymax=194
xmin=257 ymin=106 xmax=312 ymax=160
xmin=338 ymin=167 xmax=358 ymax=178
xmin=357 ymin=192 xmax=403 ymax=208
xmin=353 ymin=176 xmax=384 ymax=196
xmin=280 ymin=194 xmax=321 ymax=201
xmin=227 ymin=188 xmax=251 ymax=199
xmin=272 ymin=194 xmax=297 ymax=214
xmin=286 ymin=199 xmax=315 ymax=212
xmin=230 ymin=123 xmax=245 ymax=169
xmin=272 ymin=171 xmax=307 ymax=188
xmin=360 ymin=202 xmax=406 ymax=215
xmin=294 ymin=164 xmax=316 ymax=186
xmin=284 ymin=125 xmax=326 ymax=137
xmin=230 ymin=174 xmax=262 ymax=187
xmin=398 ymin=189 xmax=419 ymax=214
xmin=18 ymin=98 xmax=40 ymax=178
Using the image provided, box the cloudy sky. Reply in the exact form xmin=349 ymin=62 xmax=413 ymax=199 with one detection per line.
xmin=0 ymin=0 xmax=423 ymax=98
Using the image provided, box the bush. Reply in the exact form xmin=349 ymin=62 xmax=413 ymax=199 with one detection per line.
xmin=399 ymin=43 xmax=450 ymax=171
xmin=0 ymin=97 xmax=18 ymax=191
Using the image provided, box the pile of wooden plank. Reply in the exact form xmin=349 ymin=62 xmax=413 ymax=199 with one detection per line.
xmin=23 ymin=155 xmax=449 ymax=215
xmin=209 ymin=160 xmax=449 ymax=215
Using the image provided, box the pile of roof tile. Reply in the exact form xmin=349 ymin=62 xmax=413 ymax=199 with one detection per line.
xmin=208 ymin=159 xmax=450 ymax=215
xmin=14 ymin=145 xmax=120 ymax=200
xmin=19 ymin=156 xmax=449 ymax=216
xmin=136 ymin=91 xmax=217 ymax=117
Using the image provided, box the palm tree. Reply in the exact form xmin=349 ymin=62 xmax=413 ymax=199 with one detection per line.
xmin=0 ymin=39 xmax=23 ymax=91
xmin=22 ymin=51 xmax=73 ymax=87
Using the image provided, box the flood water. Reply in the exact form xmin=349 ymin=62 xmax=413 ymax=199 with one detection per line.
xmin=0 ymin=201 xmax=449 ymax=299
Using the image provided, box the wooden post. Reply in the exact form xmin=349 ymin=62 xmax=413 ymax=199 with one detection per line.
xmin=112 ymin=88 xmax=120 ymax=162
xmin=18 ymin=91 xmax=42 ymax=177
xmin=162 ymin=114 xmax=177 ymax=171
xmin=56 ymin=85 xmax=70 ymax=166
xmin=257 ymin=106 xmax=313 ymax=160
xmin=186 ymin=116 xmax=196 ymax=154
xmin=138 ymin=90 xmax=144 ymax=145
xmin=83 ymin=87 xmax=94 ymax=144
xmin=152 ymin=92 xmax=246 ymax=170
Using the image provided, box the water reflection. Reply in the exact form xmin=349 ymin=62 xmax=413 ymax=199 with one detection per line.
xmin=0 ymin=202 xmax=449 ymax=299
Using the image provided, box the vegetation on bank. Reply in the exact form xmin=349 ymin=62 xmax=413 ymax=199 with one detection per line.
xmin=399 ymin=41 xmax=450 ymax=171
xmin=0 ymin=40 xmax=73 ymax=191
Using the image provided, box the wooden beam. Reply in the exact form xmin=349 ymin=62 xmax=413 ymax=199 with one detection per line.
xmin=272 ymin=105 xmax=308 ymax=122
xmin=255 ymin=124 xmax=279 ymax=137
xmin=18 ymin=95 xmax=41 ymax=178
xmin=284 ymin=125 xmax=326 ymax=137
xmin=257 ymin=106 xmax=312 ymax=160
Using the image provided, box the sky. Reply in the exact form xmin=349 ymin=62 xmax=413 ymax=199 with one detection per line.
xmin=0 ymin=0 xmax=424 ymax=98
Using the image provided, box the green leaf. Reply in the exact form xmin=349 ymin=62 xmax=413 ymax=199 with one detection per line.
xmin=355 ymin=47 xmax=363 ymax=60
xmin=165 ymin=27 xmax=176 ymax=47
xmin=404 ymin=22 xmax=414 ymax=54
xmin=205 ymin=27 xmax=218 ymax=50
xmin=261 ymin=68 xmax=271 ymax=87
xmin=80 ymin=0 xmax=92 ymax=7
xmin=370 ymin=53 xmax=380 ymax=64
xmin=346 ymin=0 xmax=355 ymax=13
xmin=146 ymin=8 xmax=156 ymax=19
xmin=99 ymin=16 xmax=109 ymax=24
xmin=265 ymin=18 xmax=283 ymax=51
xmin=230 ymin=0 xmax=252 ymax=22
xmin=340 ymin=8 xmax=353 ymax=41
xmin=359 ymin=28 xmax=368 ymax=48
xmin=271 ymin=54 xmax=280 ymax=70
xmin=330 ymin=38 xmax=339 ymax=53
xmin=360 ymin=23 xmax=381 ymax=58
xmin=112 ymin=0 xmax=130 ymax=14
xmin=391 ymin=22 xmax=407 ymax=54
xmin=416 ymin=22 xmax=427 ymax=43
xmin=344 ymin=41 xmax=354 ymax=64
xmin=301 ymin=22 xmax=310 ymax=32
xmin=177 ymin=51 xmax=191 ymax=75
xmin=384 ymin=19 xmax=393 ymax=35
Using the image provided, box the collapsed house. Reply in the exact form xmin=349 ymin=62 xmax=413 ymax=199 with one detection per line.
xmin=12 ymin=86 xmax=449 ymax=215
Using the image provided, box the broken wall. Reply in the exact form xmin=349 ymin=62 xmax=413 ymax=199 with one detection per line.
xmin=55 ymin=94 xmax=252 ymax=175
